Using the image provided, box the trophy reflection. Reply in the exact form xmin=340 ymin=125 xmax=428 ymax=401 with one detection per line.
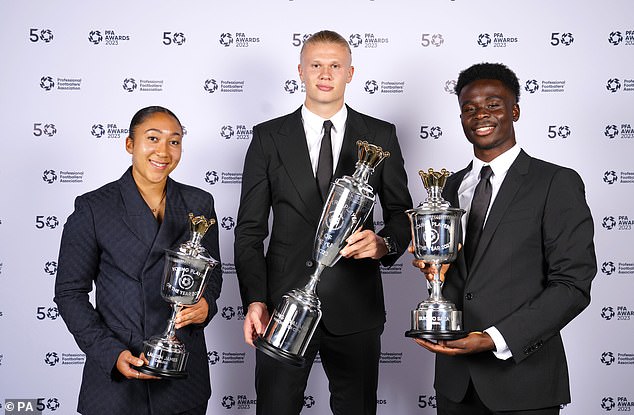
xmin=405 ymin=168 xmax=466 ymax=340
xmin=254 ymin=141 xmax=390 ymax=366
xmin=138 ymin=214 xmax=219 ymax=378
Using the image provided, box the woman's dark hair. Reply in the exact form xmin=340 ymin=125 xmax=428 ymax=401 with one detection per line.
xmin=455 ymin=62 xmax=521 ymax=103
xmin=128 ymin=106 xmax=182 ymax=139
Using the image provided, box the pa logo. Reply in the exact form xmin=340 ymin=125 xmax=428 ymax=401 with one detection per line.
xmin=349 ymin=34 xmax=362 ymax=48
xmin=221 ymin=306 xmax=236 ymax=320
xmin=557 ymin=126 xmax=571 ymax=138
xmin=303 ymin=396 xmax=315 ymax=408
xmin=222 ymin=395 xmax=235 ymax=409
xmin=603 ymin=171 xmax=618 ymax=185
xmin=205 ymin=170 xmax=219 ymax=185
xmin=219 ymin=33 xmax=233 ymax=47
xmin=601 ymin=261 xmax=616 ymax=276
xmin=477 ymin=33 xmax=491 ymax=47
xmin=284 ymin=80 xmax=299 ymax=94
xmin=40 ymin=76 xmax=55 ymax=91
xmin=601 ymin=396 xmax=616 ymax=411
xmin=91 ymin=124 xmax=106 ymax=138
xmin=524 ymin=80 xmax=539 ymax=94
xmin=204 ymin=79 xmax=218 ymax=93
xmin=42 ymin=169 xmax=58 ymax=184
xmin=46 ymin=398 xmax=60 ymax=411
xmin=47 ymin=307 xmax=59 ymax=320
xmin=45 ymin=351 xmax=60 ymax=366
xmin=608 ymin=31 xmax=623 ymax=46
xmin=43 ymin=123 xmax=57 ymax=137
xmin=601 ymin=306 xmax=615 ymax=320
xmin=444 ymin=80 xmax=457 ymax=94
xmin=221 ymin=125 xmax=234 ymax=139
xmin=208 ymin=351 xmax=220 ymax=365
xmin=178 ymin=274 xmax=195 ymax=290
xmin=431 ymin=34 xmax=444 ymax=47
xmin=604 ymin=125 xmax=619 ymax=139
xmin=40 ymin=29 xmax=54 ymax=43
xmin=364 ymin=80 xmax=379 ymax=94
xmin=221 ymin=216 xmax=235 ymax=230
xmin=123 ymin=78 xmax=137 ymax=92
xmin=173 ymin=32 xmax=186 ymax=45
xmin=601 ymin=351 xmax=616 ymax=366
xmin=88 ymin=30 xmax=103 ymax=44
xmin=45 ymin=261 xmax=58 ymax=275
xmin=602 ymin=216 xmax=616 ymax=230
xmin=560 ymin=33 xmax=574 ymax=46
xmin=430 ymin=126 xmax=443 ymax=139
xmin=46 ymin=216 xmax=60 ymax=229
xmin=606 ymin=78 xmax=621 ymax=93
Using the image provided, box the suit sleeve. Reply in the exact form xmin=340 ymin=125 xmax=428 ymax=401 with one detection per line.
xmin=496 ymin=168 xmax=596 ymax=364
xmin=54 ymin=196 xmax=128 ymax=378
xmin=234 ymin=125 xmax=272 ymax=308
xmin=200 ymin=193 xmax=223 ymax=325
xmin=375 ymin=123 xmax=413 ymax=267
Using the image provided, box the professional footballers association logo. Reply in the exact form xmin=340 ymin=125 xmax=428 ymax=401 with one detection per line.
xmin=123 ymin=78 xmax=137 ymax=92
xmin=222 ymin=396 xmax=236 ymax=409
xmin=91 ymin=124 xmax=106 ymax=138
xmin=219 ymin=33 xmax=233 ymax=47
xmin=172 ymin=32 xmax=186 ymax=45
xmin=601 ymin=306 xmax=616 ymax=320
xmin=221 ymin=216 xmax=235 ymax=230
xmin=364 ymin=80 xmax=379 ymax=94
xmin=303 ymin=396 xmax=316 ymax=408
xmin=608 ymin=31 xmax=623 ymax=46
xmin=284 ymin=80 xmax=299 ymax=94
xmin=557 ymin=126 xmax=571 ymax=138
xmin=602 ymin=216 xmax=617 ymax=230
xmin=601 ymin=351 xmax=616 ymax=366
xmin=46 ymin=216 xmax=60 ymax=229
xmin=601 ymin=261 xmax=616 ymax=276
xmin=42 ymin=169 xmax=57 ymax=184
xmin=444 ymin=80 xmax=457 ymax=94
xmin=178 ymin=274 xmax=195 ymax=290
xmin=88 ymin=30 xmax=103 ymax=44
xmin=44 ymin=261 xmax=58 ymax=275
xmin=220 ymin=125 xmax=234 ymax=139
xmin=204 ymin=79 xmax=218 ymax=93
xmin=43 ymin=123 xmax=57 ymax=136
xmin=431 ymin=33 xmax=444 ymax=47
xmin=349 ymin=33 xmax=362 ymax=48
xmin=221 ymin=306 xmax=236 ymax=320
xmin=603 ymin=171 xmax=618 ymax=185
xmin=524 ymin=80 xmax=539 ymax=94
xmin=560 ymin=33 xmax=574 ymax=46
xmin=45 ymin=351 xmax=60 ymax=366
xmin=477 ymin=33 xmax=491 ymax=47
xmin=430 ymin=126 xmax=443 ymax=139
xmin=604 ymin=125 xmax=619 ymax=139
xmin=207 ymin=351 xmax=220 ymax=365
xmin=47 ymin=307 xmax=59 ymax=320
xmin=40 ymin=76 xmax=55 ymax=91
xmin=205 ymin=170 xmax=219 ymax=185
xmin=601 ymin=396 xmax=616 ymax=411
xmin=606 ymin=78 xmax=621 ymax=93
xmin=40 ymin=29 xmax=54 ymax=43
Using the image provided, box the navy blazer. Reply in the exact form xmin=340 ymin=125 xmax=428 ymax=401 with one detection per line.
xmin=234 ymin=106 xmax=413 ymax=335
xmin=435 ymin=150 xmax=596 ymax=411
xmin=55 ymin=168 xmax=222 ymax=415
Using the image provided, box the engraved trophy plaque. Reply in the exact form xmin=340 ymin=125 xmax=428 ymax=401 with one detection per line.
xmin=138 ymin=214 xmax=219 ymax=378
xmin=405 ymin=168 xmax=467 ymax=340
xmin=254 ymin=141 xmax=390 ymax=366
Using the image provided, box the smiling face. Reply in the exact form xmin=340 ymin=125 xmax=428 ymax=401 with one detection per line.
xmin=458 ymin=79 xmax=520 ymax=162
xmin=125 ymin=111 xmax=182 ymax=189
xmin=298 ymin=40 xmax=354 ymax=118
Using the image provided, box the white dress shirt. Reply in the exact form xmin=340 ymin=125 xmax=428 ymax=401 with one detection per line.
xmin=301 ymin=104 xmax=347 ymax=176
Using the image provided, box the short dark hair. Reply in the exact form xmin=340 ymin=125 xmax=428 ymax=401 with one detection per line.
xmin=300 ymin=30 xmax=351 ymax=57
xmin=455 ymin=62 xmax=521 ymax=103
xmin=128 ymin=106 xmax=182 ymax=139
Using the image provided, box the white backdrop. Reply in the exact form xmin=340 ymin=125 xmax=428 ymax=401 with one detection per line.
xmin=1 ymin=0 xmax=633 ymax=414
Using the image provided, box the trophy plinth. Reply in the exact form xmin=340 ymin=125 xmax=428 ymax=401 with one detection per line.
xmin=405 ymin=169 xmax=467 ymax=341
xmin=255 ymin=141 xmax=389 ymax=365
xmin=138 ymin=214 xmax=219 ymax=378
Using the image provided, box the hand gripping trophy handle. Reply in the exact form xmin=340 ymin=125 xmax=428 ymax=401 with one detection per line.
xmin=254 ymin=141 xmax=390 ymax=366
xmin=405 ymin=168 xmax=467 ymax=340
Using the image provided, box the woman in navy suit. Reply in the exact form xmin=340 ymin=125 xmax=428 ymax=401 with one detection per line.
xmin=55 ymin=106 xmax=222 ymax=415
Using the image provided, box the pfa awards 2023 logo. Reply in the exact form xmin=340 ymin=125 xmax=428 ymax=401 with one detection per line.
xmin=219 ymin=32 xmax=260 ymax=48
xmin=88 ymin=29 xmax=130 ymax=45
xmin=601 ymin=215 xmax=634 ymax=231
xmin=607 ymin=30 xmax=634 ymax=46
xmin=604 ymin=123 xmax=634 ymax=140
xmin=347 ymin=33 xmax=390 ymax=49
xmin=601 ymin=396 xmax=634 ymax=411
xmin=477 ymin=32 xmax=518 ymax=48
xmin=91 ymin=123 xmax=128 ymax=139
xmin=600 ymin=305 xmax=634 ymax=321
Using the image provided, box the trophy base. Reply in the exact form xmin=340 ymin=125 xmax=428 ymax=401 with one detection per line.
xmin=137 ymin=364 xmax=188 ymax=379
xmin=404 ymin=329 xmax=467 ymax=341
xmin=254 ymin=336 xmax=306 ymax=367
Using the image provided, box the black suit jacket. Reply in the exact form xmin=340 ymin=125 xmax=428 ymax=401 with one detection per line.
xmin=234 ymin=106 xmax=412 ymax=334
xmin=54 ymin=168 xmax=222 ymax=415
xmin=436 ymin=150 xmax=596 ymax=411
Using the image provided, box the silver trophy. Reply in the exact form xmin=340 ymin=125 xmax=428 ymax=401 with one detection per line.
xmin=405 ymin=168 xmax=466 ymax=340
xmin=254 ymin=141 xmax=390 ymax=366
xmin=138 ymin=214 xmax=219 ymax=378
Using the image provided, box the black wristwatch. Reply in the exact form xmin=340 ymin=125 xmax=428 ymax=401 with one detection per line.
xmin=382 ymin=236 xmax=397 ymax=256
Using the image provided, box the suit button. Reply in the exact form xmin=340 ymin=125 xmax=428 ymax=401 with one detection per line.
xmin=465 ymin=293 xmax=474 ymax=300
xmin=305 ymin=260 xmax=314 ymax=267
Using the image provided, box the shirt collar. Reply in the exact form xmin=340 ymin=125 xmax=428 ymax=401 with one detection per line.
xmin=301 ymin=104 xmax=347 ymax=134
xmin=471 ymin=144 xmax=521 ymax=178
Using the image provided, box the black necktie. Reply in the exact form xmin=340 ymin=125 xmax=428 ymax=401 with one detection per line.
xmin=316 ymin=120 xmax=333 ymax=201
xmin=464 ymin=165 xmax=493 ymax=269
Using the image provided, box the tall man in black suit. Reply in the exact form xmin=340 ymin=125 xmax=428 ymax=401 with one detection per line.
xmin=413 ymin=63 xmax=596 ymax=414
xmin=234 ymin=30 xmax=412 ymax=415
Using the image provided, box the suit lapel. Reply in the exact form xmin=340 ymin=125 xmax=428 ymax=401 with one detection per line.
xmin=119 ymin=168 xmax=159 ymax=248
xmin=334 ymin=106 xmax=370 ymax=180
xmin=152 ymin=178 xmax=189 ymax=255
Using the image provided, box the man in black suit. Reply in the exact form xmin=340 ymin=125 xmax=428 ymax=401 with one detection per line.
xmin=413 ymin=63 xmax=596 ymax=414
xmin=234 ymin=30 xmax=412 ymax=415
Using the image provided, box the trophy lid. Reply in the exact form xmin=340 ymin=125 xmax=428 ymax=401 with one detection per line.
xmin=356 ymin=140 xmax=390 ymax=169
xmin=175 ymin=213 xmax=218 ymax=264
xmin=410 ymin=168 xmax=463 ymax=212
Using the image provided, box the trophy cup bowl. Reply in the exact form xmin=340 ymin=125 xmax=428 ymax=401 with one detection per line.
xmin=254 ymin=141 xmax=389 ymax=366
xmin=405 ymin=168 xmax=467 ymax=340
xmin=138 ymin=214 xmax=219 ymax=378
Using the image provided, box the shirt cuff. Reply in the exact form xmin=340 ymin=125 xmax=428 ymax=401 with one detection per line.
xmin=484 ymin=326 xmax=512 ymax=360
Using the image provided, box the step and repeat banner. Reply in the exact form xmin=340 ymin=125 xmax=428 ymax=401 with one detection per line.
xmin=1 ymin=0 xmax=633 ymax=414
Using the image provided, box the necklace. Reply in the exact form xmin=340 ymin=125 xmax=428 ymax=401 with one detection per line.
xmin=150 ymin=188 xmax=167 ymax=213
